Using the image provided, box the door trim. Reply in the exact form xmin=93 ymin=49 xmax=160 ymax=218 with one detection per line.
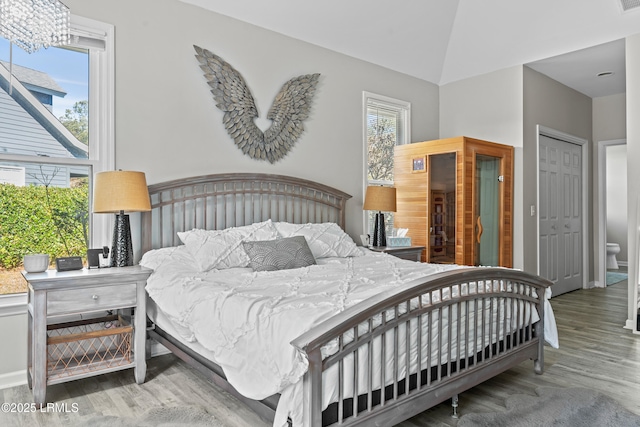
xmin=536 ymin=125 xmax=589 ymax=290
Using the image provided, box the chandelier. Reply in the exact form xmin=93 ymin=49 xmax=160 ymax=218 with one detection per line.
xmin=0 ymin=0 xmax=70 ymax=54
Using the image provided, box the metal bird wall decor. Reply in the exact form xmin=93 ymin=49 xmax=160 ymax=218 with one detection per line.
xmin=194 ymin=45 xmax=320 ymax=163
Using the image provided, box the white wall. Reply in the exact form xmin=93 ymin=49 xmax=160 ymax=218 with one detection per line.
xmin=439 ymin=66 xmax=524 ymax=146
xmin=0 ymin=299 xmax=27 ymax=387
xmin=593 ymin=94 xmax=626 ymax=142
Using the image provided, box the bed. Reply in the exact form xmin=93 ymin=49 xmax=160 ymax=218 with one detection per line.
xmin=138 ymin=172 xmax=555 ymax=427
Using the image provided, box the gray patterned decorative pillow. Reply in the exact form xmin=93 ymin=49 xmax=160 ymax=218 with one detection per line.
xmin=242 ymin=236 xmax=316 ymax=272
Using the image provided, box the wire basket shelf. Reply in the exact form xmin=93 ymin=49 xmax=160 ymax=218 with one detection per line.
xmin=46 ymin=315 xmax=133 ymax=384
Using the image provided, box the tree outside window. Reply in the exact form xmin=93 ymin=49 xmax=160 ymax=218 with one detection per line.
xmin=59 ymin=100 xmax=89 ymax=145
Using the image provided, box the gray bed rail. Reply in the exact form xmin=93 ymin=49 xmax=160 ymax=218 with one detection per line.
xmin=292 ymin=267 xmax=551 ymax=426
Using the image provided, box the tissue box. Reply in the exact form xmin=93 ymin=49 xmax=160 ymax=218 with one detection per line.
xmin=387 ymin=237 xmax=411 ymax=247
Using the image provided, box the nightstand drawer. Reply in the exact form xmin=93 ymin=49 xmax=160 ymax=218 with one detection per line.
xmin=47 ymin=283 xmax=137 ymax=316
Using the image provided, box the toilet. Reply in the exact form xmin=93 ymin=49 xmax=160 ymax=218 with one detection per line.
xmin=606 ymin=243 xmax=620 ymax=270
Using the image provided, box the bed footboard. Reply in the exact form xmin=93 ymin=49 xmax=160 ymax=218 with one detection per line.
xmin=291 ymin=267 xmax=552 ymax=427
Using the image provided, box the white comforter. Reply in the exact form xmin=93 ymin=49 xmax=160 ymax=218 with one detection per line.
xmin=142 ymin=247 xmax=558 ymax=426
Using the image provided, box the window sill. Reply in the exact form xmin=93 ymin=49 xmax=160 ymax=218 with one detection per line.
xmin=0 ymin=293 xmax=27 ymax=317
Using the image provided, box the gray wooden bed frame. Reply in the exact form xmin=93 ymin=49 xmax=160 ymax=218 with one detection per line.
xmin=140 ymin=172 xmax=552 ymax=427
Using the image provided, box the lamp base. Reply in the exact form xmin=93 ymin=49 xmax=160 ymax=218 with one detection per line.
xmin=372 ymin=211 xmax=387 ymax=247
xmin=111 ymin=212 xmax=133 ymax=267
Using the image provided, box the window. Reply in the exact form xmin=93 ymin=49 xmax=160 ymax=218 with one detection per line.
xmin=363 ymin=92 xmax=410 ymax=237
xmin=0 ymin=16 xmax=114 ymax=298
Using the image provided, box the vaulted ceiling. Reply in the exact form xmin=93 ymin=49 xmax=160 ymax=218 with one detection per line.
xmin=178 ymin=0 xmax=640 ymax=98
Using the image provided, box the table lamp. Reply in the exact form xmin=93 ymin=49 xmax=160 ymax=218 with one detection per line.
xmin=363 ymin=185 xmax=396 ymax=247
xmin=93 ymin=170 xmax=151 ymax=267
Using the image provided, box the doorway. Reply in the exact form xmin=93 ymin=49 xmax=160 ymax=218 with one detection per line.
xmin=596 ymin=139 xmax=628 ymax=289
xmin=537 ymin=127 xmax=588 ymax=296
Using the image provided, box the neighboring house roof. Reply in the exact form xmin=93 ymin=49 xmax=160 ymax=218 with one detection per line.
xmin=0 ymin=63 xmax=87 ymax=159
xmin=0 ymin=60 xmax=66 ymax=98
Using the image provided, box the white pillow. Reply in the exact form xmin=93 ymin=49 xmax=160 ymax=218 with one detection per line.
xmin=177 ymin=220 xmax=279 ymax=271
xmin=139 ymin=245 xmax=195 ymax=271
xmin=273 ymin=222 xmax=361 ymax=259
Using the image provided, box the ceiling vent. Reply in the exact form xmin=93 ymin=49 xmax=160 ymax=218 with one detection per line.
xmin=620 ymin=0 xmax=640 ymax=12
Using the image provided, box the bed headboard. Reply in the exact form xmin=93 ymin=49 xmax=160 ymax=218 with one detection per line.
xmin=141 ymin=173 xmax=352 ymax=252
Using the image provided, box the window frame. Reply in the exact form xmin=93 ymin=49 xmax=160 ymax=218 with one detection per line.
xmin=0 ymin=15 xmax=114 ymax=307
xmin=362 ymin=92 xmax=411 ymax=236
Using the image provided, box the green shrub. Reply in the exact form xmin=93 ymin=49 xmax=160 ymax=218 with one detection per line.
xmin=0 ymin=183 xmax=88 ymax=269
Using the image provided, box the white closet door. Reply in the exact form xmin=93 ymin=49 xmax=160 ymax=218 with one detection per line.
xmin=539 ymin=134 xmax=583 ymax=296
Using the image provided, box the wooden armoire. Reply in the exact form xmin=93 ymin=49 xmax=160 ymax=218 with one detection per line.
xmin=394 ymin=136 xmax=514 ymax=267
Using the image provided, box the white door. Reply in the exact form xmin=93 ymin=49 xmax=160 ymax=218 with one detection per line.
xmin=539 ymin=135 xmax=583 ymax=296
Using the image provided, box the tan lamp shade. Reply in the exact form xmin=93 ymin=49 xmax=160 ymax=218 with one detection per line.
xmin=93 ymin=171 xmax=151 ymax=213
xmin=363 ymin=186 xmax=397 ymax=212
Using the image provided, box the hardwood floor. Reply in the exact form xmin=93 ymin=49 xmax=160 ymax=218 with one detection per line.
xmin=1 ymin=281 xmax=638 ymax=427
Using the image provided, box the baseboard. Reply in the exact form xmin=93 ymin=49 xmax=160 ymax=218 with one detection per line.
xmin=0 ymin=369 xmax=27 ymax=390
xmin=624 ymin=318 xmax=637 ymax=331
xmin=0 ymin=294 xmax=27 ymax=317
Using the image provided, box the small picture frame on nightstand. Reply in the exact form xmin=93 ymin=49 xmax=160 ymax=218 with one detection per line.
xmin=412 ymin=156 xmax=426 ymax=173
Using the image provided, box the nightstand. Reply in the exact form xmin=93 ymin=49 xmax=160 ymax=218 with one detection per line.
xmin=368 ymin=246 xmax=425 ymax=262
xmin=22 ymin=265 xmax=152 ymax=406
